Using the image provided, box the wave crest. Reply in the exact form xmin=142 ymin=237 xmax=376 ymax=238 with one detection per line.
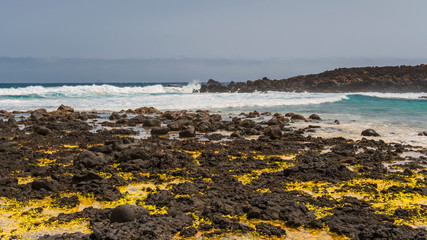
xmin=353 ymin=92 xmax=427 ymax=100
xmin=0 ymin=81 xmax=201 ymax=98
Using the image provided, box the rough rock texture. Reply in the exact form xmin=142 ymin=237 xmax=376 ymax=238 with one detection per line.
xmin=200 ymin=65 xmax=427 ymax=93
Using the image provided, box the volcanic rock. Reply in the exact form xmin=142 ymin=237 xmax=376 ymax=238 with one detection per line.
xmin=7 ymin=118 xmax=18 ymax=128
xmin=361 ymin=129 xmax=380 ymax=137
xmin=134 ymin=107 xmax=161 ymax=114
xmin=110 ymin=204 xmax=149 ymax=223
xmin=109 ymin=112 xmax=121 ymax=120
xmin=200 ymin=79 xmax=229 ymax=93
xmin=34 ymin=126 xmax=51 ymax=135
xmin=179 ymin=125 xmax=196 ymax=138
xmin=180 ymin=227 xmax=198 ymax=237
xmin=57 ymin=105 xmax=74 ymax=114
xmin=31 ymin=179 xmax=60 ymax=192
xmin=143 ymin=118 xmax=161 ymax=127
xmin=151 ymin=127 xmax=170 ymax=135
xmin=256 ymin=222 xmax=287 ymax=237
xmin=264 ymin=126 xmax=282 ymax=139
xmin=52 ymin=196 xmax=80 ymax=208
xmin=309 ymin=114 xmax=321 ymax=120
xmin=30 ymin=111 xmax=45 ymax=122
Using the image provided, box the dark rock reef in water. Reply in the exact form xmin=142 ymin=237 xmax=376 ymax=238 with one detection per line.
xmin=200 ymin=65 xmax=427 ymax=93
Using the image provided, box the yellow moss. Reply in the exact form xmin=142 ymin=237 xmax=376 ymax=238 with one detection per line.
xmin=141 ymin=204 xmax=168 ymax=214
xmin=285 ymin=181 xmax=341 ymax=197
xmin=63 ymin=145 xmax=79 ymax=148
xmin=284 ymin=176 xmax=427 ymax=226
xmin=233 ymin=173 xmax=257 ymax=185
xmin=303 ymin=202 xmax=334 ymax=219
xmin=110 ymin=163 xmax=121 ymax=170
xmin=256 ymin=188 xmax=272 ymax=193
xmin=98 ymin=172 xmax=112 ymax=178
xmin=0 ymin=196 xmax=91 ymax=239
xmin=36 ymin=158 xmax=56 ymax=166
xmin=232 ymin=155 xmax=296 ymax=185
xmin=184 ymin=150 xmax=202 ymax=159
xmin=37 ymin=148 xmax=58 ymax=154
xmin=117 ymin=172 xmax=134 ymax=181
xmin=175 ymin=194 xmax=192 ymax=198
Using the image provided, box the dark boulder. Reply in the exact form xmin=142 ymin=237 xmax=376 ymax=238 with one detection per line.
xmin=230 ymin=131 xmax=241 ymax=138
xmin=361 ymin=129 xmax=380 ymax=137
xmin=180 ymin=227 xmax=198 ymax=237
xmin=7 ymin=118 xmax=18 ymax=128
xmin=34 ymin=126 xmax=51 ymax=135
xmin=290 ymin=114 xmax=306 ymax=121
xmin=264 ymin=126 xmax=282 ymax=139
xmin=31 ymin=179 xmax=60 ymax=192
xmin=74 ymin=150 xmax=108 ymax=169
xmin=279 ymin=202 xmax=316 ymax=227
xmin=200 ymin=79 xmax=229 ymax=93
xmin=248 ymin=111 xmax=260 ymax=118
xmin=109 ymin=112 xmax=121 ymax=120
xmin=52 ymin=196 xmax=80 ymax=208
xmin=206 ymin=133 xmax=224 ymax=141
xmin=110 ymin=204 xmax=149 ymax=223
xmin=167 ymin=122 xmax=181 ymax=131
xmin=56 ymin=105 xmax=74 ymax=115
xmin=267 ymin=116 xmax=289 ymax=125
xmin=256 ymin=222 xmax=286 ymax=237
xmin=418 ymin=131 xmax=427 ymax=136
xmin=179 ymin=125 xmax=196 ymax=138
xmin=134 ymin=107 xmax=161 ymax=114
xmin=30 ymin=110 xmax=45 ymax=122
xmin=309 ymin=114 xmax=321 ymax=120
xmin=72 ymin=171 xmax=104 ymax=184
xmin=151 ymin=126 xmax=170 ymax=135
xmin=143 ymin=118 xmax=161 ymax=127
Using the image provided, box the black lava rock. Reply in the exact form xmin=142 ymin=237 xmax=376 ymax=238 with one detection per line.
xmin=361 ymin=129 xmax=380 ymax=137
xmin=110 ymin=204 xmax=150 ymax=223
xmin=256 ymin=222 xmax=287 ymax=237
xmin=31 ymin=179 xmax=60 ymax=192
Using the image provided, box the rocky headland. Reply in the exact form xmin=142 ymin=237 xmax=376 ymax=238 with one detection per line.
xmin=200 ymin=64 xmax=427 ymax=93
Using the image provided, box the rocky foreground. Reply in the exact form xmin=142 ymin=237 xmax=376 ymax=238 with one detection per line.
xmin=0 ymin=106 xmax=427 ymax=239
xmin=199 ymin=64 xmax=427 ymax=93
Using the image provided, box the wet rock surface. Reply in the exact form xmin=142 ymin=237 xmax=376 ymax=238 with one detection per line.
xmin=361 ymin=129 xmax=381 ymax=137
xmin=0 ymin=106 xmax=426 ymax=239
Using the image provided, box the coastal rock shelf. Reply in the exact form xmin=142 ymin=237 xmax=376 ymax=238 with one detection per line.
xmin=199 ymin=65 xmax=427 ymax=93
xmin=0 ymin=106 xmax=427 ymax=239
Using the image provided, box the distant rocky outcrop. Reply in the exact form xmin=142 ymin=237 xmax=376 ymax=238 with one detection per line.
xmin=199 ymin=65 xmax=427 ymax=93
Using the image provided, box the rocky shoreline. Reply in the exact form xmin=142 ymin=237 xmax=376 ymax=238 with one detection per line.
xmin=199 ymin=65 xmax=427 ymax=93
xmin=0 ymin=105 xmax=427 ymax=239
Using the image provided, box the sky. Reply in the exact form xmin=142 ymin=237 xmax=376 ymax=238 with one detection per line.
xmin=0 ymin=0 xmax=426 ymax=82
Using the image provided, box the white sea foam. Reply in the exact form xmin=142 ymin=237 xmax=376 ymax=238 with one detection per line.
xmin=354 ymin=92 xmax=427 ymax=100
xmin=0 ymin=81 xmax=201 ymax=98
xmin=0 ymin=84 xmax=349 ymax=111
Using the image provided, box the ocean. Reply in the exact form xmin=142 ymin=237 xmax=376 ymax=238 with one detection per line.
xmin=0 ymin=82 xmax=426 ymax=147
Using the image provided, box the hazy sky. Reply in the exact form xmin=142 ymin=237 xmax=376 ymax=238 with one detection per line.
xmin=1 ymin=0 xmax=427 ymax=60
xmin=1 ymin=1 xmax=426 ymax=83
